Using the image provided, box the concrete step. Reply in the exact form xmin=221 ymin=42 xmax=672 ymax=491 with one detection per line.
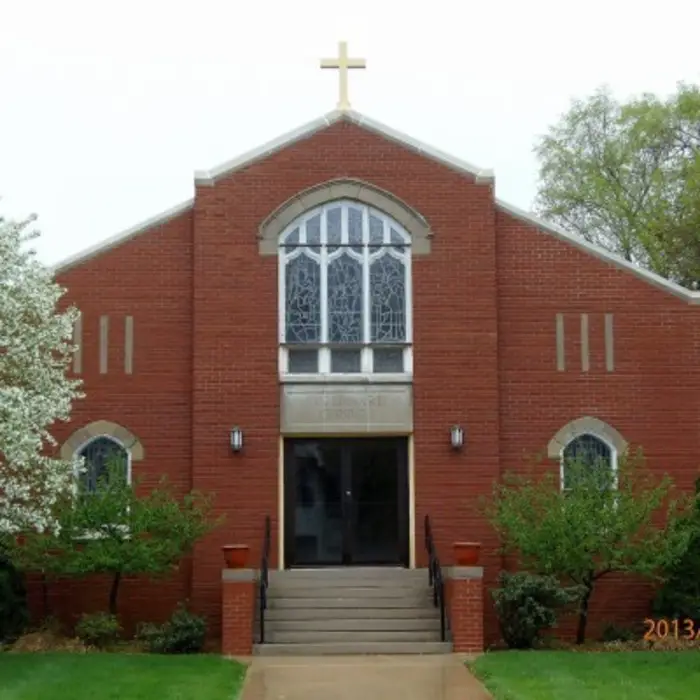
xmin=267 ymin=597 xmax=435 ymax=609
xmin=253 ymin=641 xmax=452 ymax=655
xmin=263 ymin=606 xmax=439 ymax=621
xmin=269 ymin=578 xmax=429 ymax=590
xmin=264 ymin=618 xmax=442 ymax=632
xmin=270 ymin=567 xmax=425 ymax=578
xmin=266 ymin=629 xmax=442 ymax=644
xmin=269 ymin=568 xmax=428 ymax=586
xmin=267 ymin=586 xmax=432 ymax=599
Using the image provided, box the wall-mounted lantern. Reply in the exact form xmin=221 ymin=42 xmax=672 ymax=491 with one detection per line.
xmin=230 ymin=427 xmax=244 ymax=453
xmin=450 ymin=425 xmax=464 ymax=450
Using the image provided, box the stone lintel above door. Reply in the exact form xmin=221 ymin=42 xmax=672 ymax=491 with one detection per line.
xmin=281 ymin=383 xmax=413 ymax=435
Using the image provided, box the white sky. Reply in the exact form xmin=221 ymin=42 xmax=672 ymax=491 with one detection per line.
xmin=1 ymin=0 xmax=699 ymax=266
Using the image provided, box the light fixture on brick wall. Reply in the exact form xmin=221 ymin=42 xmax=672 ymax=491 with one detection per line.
xmin=230 ymin=427 xmax=244 ymax=453
xmin=450 ymin=425 xmax=464 ymax=450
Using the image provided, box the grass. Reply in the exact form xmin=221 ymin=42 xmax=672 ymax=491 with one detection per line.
xmin=0 ymin=652 xmax=247 ymax=700
xmin=470 ymin=651 xmax=700 ymax=699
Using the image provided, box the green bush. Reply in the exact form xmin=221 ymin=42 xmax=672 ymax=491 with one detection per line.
xmin=0 ymin=553 xmax=28 ymax=644
xmin=653 ymin=477 xmax=700 ymax=623
xmin=75 ymin=612 xmax=122 ymax=648
xmin=492 ymin=571 xmax=581 ymax=649
xmin=137 ymin=604 xmax=206 ymax=654
xmin=600 ymin=622 xmax=638 ymax=642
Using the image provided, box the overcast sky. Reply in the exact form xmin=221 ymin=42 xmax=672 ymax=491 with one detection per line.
xmin=1 ymin=0 xmax=698 ymax=267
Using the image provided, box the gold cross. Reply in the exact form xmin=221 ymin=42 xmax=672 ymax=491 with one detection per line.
xmin=320 ymin=41 xmax=366 ymax=111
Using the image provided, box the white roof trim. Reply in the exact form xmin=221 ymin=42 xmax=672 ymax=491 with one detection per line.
xmin=52 ymin=199 xmax=194 ymax=275
xmin=194 ymin=109 xmax=494 ymax=186
xmin=496 ymin=199 xmax=700 ymax=303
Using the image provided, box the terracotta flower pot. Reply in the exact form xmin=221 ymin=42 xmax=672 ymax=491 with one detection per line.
xmin=453 ymin=541 xmax=481 ymax=566
xmin=222 ymin=544 xmax=250 ymax=569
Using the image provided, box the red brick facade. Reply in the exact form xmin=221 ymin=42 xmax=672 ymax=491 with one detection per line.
xmin=39 ymin=112 xmax=700 ymax=646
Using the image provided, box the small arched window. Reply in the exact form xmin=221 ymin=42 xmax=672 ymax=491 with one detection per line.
xmin=77 ymin=436 xmax=130 ymax=493
xmin=561 ymin=434 xmax=615 ymax=491
xmin=279 ymin=200 xmax=412 ymax=376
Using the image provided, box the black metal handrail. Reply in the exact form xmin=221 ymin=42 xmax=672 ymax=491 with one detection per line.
xmin=259 ymin=515 xmax=271 ymax=644
xmin=424 ymin=514 xmax=446 ymax=641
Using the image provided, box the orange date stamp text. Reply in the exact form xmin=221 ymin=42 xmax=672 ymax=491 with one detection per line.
xmin=643 ymin=617 xmax=700 ymax=641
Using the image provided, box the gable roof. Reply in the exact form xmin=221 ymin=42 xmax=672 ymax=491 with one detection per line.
xmin=192 ymin=109 xmax=494 ymax=186
xmin=53 ymin=199 xmax=194 ymax=275
xmin=50 ymin=110 xmax=700 ymax=304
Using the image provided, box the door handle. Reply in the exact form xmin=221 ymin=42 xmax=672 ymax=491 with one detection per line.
xmin=345 ymin=490 xmax=352 ymax=497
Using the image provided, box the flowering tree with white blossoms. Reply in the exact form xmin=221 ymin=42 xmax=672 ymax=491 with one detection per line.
xmin=0 ymin=212 xmax=83 ymax=536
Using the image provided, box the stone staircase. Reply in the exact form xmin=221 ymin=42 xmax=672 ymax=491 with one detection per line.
xmin=254 ymin=567 xmax=451 ymax=655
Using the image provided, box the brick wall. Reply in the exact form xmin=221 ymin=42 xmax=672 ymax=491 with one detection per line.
xmin=36 ymin=209 xmax=195 ymax=632
xmin=40 ymin=116 xmax=700 ymax=647
xmin=496 ymin=208 xmax=700 ymax=639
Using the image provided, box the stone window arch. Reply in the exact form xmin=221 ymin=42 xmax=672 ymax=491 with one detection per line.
xmin=547 ymin=417 xmax=627 ymax=491
xmin=61 ymin=420 xmax=144 ymax=472
xmin=258 ymin=178 xmax=432 ymax=256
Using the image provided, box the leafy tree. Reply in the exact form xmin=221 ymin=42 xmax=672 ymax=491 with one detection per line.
xmin=485 ymin=452 xmax=697 ymax=644
xmin=535 ymin=82 xmax=700 ymax=287
xmin=0 ymin=211 xmax=83 ymax=535
xmin=653 ymin=477 xmax=700 ymax=621
xmin=7 ymin=522 xmax=69 ymax=620
xmin=13 ymin=461 xmax=220 ymax=615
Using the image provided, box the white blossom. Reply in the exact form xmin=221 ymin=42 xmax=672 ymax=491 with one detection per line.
xmin=0 ymin=212 xmax=84 ymax=535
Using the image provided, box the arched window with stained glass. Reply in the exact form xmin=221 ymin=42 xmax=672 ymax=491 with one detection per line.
xmin=77 ymin=436 xmax=130 ymax=494
xmin=279 ymin=200 xmax=412 ymax=376
xmin=561 ymin=433 xmax=616 ymax=491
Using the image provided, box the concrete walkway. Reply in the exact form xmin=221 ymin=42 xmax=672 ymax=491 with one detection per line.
xmin=239 ymin=655 xmax=491 ymax=700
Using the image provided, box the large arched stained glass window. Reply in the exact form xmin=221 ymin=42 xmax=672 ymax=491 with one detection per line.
xmin=77 ymin=436 xmax=130 ymax=493
xmin=279 ymin=200 xmax=412 ymax=376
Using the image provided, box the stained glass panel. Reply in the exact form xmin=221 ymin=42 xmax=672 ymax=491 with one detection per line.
xmin=288 ymin=349 xmax=319 ymax=373
xmin=306 ymin=214 xmax=321 ymax=253
xmin=285 ymin=254 xmax=321 ymax=342
xmin=328 ymin=254 xmax=363 ymax=342
xmin=283 ymin=227 xmax=300 ymax=250
xmin=370 ymin=255 xmax=406 ymax=342
xmin=331 ymin=349 xmax=362 ymax=373
xmin=78 ymin=437 xmax=128 ymax=493
xmin=369 ymin=215 xmax=384 ymax=245
xmin=373 ymin=348 xmax=404 ymax=373
xmin=562 ymin=435 xmax=613 ymax=490
xmin=348 ymin=207 xmax=363 ymax=253
xmin=327 ymin=207 xmax=342 ymax=253
xmin=390 ymin=228 xmax=408 ymax=251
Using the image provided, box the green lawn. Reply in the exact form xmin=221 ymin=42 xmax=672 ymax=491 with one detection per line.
xmin=0 ymin=653 xmax=247 ymax=700
xmin=470 ymin=651 xmax=700 ymax=699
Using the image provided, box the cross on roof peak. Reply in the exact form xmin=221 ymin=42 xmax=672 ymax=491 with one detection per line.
xmin=320 ymin=41 xmax=366 ymax=111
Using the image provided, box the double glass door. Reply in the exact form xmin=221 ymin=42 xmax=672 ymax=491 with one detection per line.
xmin=284 ymin=437 xmax=409 ymax=567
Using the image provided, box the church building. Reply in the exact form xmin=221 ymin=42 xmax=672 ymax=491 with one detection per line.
xmin=44 ymin=45 xmax=700 ymax=653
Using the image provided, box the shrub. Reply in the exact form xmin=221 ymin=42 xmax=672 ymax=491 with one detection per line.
xmin=75 ymin=612 xmax=122 ymax=648
xmin=0 ymin=553 xmax=28 ymax=643
xmin=137 ymin=604 xmax=206 ymax=654
xmin=600 ymin=622 xmax=638 ymax=642
xmin=653 ymin=477 xmax=700 ymax=623
xmin=492 ymin=571 xmax=581 ymax=649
